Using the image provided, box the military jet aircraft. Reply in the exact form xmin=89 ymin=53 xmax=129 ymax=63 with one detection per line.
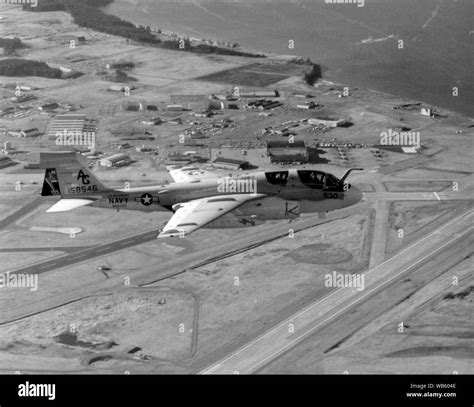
xmin=39 ymin=152 xmax=363 ymax=238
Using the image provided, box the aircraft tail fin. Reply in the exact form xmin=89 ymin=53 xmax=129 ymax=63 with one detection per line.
xmin=39 ymin=151 xmax=108 ymax=198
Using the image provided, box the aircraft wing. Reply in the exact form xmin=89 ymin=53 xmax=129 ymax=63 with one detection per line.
xmin=157 ymin=193 xmax=266 ymax=238
xmin=167 ymin=166 xmax=219 ymax=183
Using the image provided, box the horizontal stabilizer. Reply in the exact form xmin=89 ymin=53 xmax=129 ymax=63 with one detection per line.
xmin=167 ymin=166 xmax=218 ymax=183
xmin=46 ymin=199 xmax=94 ymax=213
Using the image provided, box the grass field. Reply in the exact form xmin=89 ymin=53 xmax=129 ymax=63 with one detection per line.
xmin=196 ymin=63 xmax=293 ymax=87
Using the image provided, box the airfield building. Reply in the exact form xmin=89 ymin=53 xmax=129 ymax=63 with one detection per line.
xmin=213 ymin=157 xmax=249 ymax=170
xmin=21 ymin=128 xmax=40 ymax=137
xmin=267 ymin=140 xmax=308 ymax=164
xmin=8 ymin=128 xmax=40 ymax=137
xmin=308 ymin=118 xmax=348 ymax=128
xmin=239 ymin=90 xmax=280 ymax=98
xmin=99 ymin=153 xmax=131 ymax=168
xmin=167 ymin=104 xmax=184 ymax=111
xmin=0 ymin=155 xmax=15 ymax=169
xmin=38 ymin=103 xmax=59 ymax=111
xmin=47 ymin=114 xmax=97 ymax=151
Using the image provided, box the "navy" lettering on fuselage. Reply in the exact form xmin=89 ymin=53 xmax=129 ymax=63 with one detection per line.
xmin=108 ymin=196 xmax=128 ymax=206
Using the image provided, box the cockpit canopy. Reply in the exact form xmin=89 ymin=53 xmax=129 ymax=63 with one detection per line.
xmin=265 ymin=170 xmax=347 ymax=191
xmin=265 ymin=171 xmax=289 ymax=186
xmin=297 ymin=170 xmax=343 ymax=190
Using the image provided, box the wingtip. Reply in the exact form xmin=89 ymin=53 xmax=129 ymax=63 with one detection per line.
xmin=157 ymin=229 xmax=185 ymax=238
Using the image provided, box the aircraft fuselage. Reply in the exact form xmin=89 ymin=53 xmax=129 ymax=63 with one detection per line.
xmin=88 ymin=169 xmax=363 ymax=219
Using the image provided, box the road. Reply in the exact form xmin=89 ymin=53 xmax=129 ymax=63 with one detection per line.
xmin=0 ymin=247 xmax=90 ymax=253
xmin=0 ymin=197 xmax=43 ymax=229
xmin=369 ymin=199 xmax=388 ymax=268
xmin=6 ymin=230 xmax=158 ymax=276
xmin=200 ymin=208 xmax=473 ymax=374
xmin=364 ymin=191 xmax=472 ymax=201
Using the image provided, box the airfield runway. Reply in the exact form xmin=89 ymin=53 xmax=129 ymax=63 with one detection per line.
xmin=199 ymin=209 xmax=473 ymax=374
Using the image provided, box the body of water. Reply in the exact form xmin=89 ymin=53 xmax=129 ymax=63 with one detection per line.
xmin=105 ymin=0 xmax=473 ymax=117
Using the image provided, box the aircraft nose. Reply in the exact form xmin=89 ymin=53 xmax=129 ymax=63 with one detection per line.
xmin=347 ymin=185 xmax=363 ymax=206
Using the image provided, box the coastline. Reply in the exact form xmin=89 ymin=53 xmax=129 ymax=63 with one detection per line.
xmin=97 ymin=5 xmax=282 ymax=62
xmin=2 ymin=0 xmax=470 ymax=119
xmin=102 ymin=0 xmax=474 ymax=119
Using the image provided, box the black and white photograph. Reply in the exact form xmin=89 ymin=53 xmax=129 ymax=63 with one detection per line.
xmin=0 ymin=0 xmax=472 ymax=402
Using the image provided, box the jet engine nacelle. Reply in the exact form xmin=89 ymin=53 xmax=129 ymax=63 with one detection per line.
xmin=205 ymin=213 xmax=265 ymax=228
xmin=237 ymin=197 xmax=300 ymax=220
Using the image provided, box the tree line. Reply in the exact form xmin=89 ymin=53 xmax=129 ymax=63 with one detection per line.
xmin=304 ymin=64 xmax=322 ymax=86
xmin=0 ymin=37 xmax=25 ymax=56
xmin=24 ymin=0 xmax=263 ymax=57
xmin=0 ymin=59 xmax=62 ymax=78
